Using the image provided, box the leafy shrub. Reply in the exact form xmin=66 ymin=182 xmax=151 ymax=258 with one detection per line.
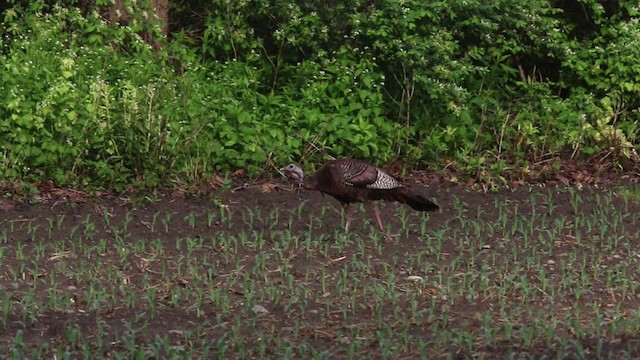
xmin=280 ymin=46 xmax=395 ymax=160
xmin=1 ymin=0 xmax=639 ymax=189
xmin=0 ymin=5 xmax=184 ymax=187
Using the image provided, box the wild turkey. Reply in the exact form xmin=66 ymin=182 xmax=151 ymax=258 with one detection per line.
xmin=281 ymin=158 xmax=439 ymax=231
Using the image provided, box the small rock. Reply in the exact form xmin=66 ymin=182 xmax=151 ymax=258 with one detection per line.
xmin=546 ymin=260 xmax=556 ymax=265
xmin=253 ymin=304 xmax=269 ymax=314
xmin=406 ymin=275 xmax=424 ymax=282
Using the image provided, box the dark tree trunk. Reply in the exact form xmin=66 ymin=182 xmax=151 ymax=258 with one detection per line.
xmin=100 ymin=0 xmax=169 ymax=51
xmin=152 ymin=0 xmax=169 ymax=36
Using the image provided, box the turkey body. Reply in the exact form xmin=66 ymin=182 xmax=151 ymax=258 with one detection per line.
xmin=283 ymin=158 xmax=438 ymax=230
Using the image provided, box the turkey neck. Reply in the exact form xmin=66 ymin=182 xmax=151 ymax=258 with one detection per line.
xmin=302 ymin=173 xmax=320 ymax=190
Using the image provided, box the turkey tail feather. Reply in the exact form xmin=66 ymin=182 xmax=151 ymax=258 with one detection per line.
xmin=397 ymin=188 xmax=439 ymax=211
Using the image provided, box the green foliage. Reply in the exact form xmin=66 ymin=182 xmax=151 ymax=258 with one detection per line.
xmin=562 ymin=1 xmax=640 ymax=121
xmin=0 ymin=5 xmax=176 ymax=187
xmin=281 ymin=47 xmax=394 ymax=159
xmin=1 ymin=0 xmax=639 ymax=188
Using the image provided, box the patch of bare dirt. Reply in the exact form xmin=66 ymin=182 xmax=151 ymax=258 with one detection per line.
xmin=1 ymin=179 xmax=640 ymax=358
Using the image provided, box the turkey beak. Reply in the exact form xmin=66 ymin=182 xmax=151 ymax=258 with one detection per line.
xmin=281 ymin=168 xmax=300 ymax=183
xmin=279 ymin=167 xmax=289 ymax=178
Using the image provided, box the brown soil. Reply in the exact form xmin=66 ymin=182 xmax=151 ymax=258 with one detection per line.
xmin=1 ymin=182 xmax=640 ymax=358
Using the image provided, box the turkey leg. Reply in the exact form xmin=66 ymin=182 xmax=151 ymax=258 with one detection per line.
xmin=343 ymin=203 xmax=353 ymax=231
xmin=372 ymin=203 xmax=384 ymax=231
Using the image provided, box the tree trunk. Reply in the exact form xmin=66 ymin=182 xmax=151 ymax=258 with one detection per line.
xmin=152 ymin=0 xmax=169 ymax=36
xmin=100 ymin=0 xmax=169 ymax=51
xmin=145 ymin=0 xmax=169 ymax=50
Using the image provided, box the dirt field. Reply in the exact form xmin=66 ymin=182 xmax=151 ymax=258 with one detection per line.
xmin=1 ymin=183 xmax=640 ymax=358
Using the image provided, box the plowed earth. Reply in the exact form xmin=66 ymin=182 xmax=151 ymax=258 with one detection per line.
xmin=1 ymin=182 xmax=640 ymax=358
